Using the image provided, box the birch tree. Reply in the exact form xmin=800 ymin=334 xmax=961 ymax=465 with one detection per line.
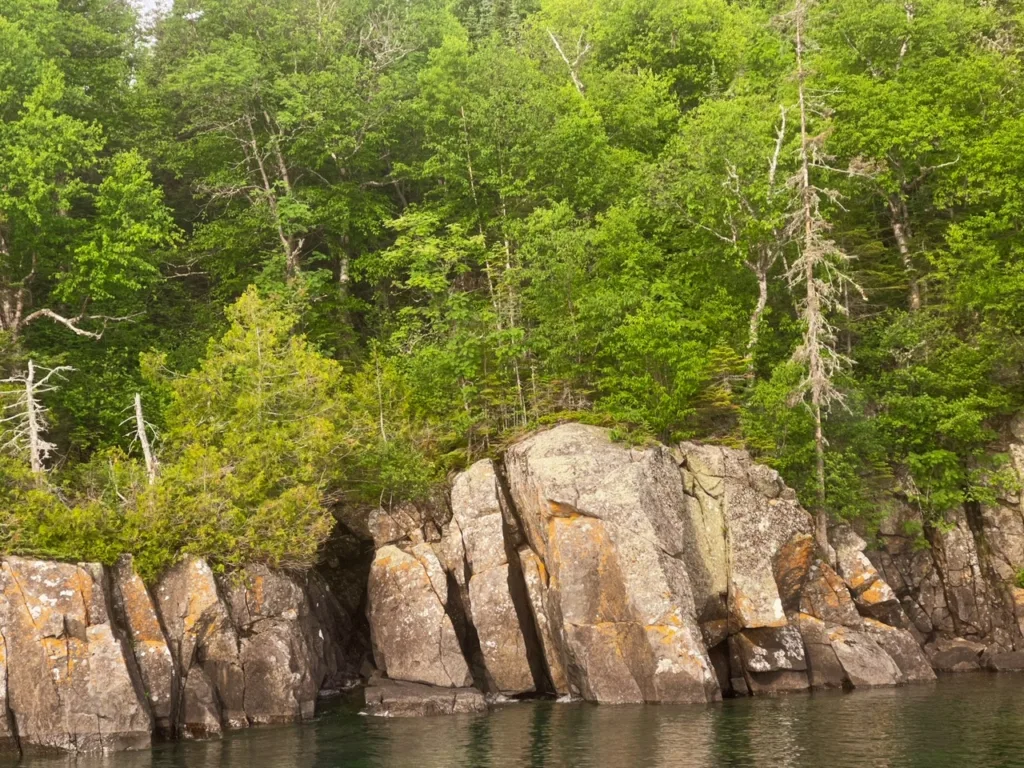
xmin=656 ymin=96 xmax=791 ymax=366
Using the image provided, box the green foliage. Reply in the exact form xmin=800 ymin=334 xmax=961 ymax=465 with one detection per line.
xmin=3 ymin=0 xmax=1024 ymax=575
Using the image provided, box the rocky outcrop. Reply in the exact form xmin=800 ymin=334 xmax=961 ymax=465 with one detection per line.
xmin=866 ymin=442 xmax=1024 ymax=656
xmin=111 ymin=556 xmax=178 ymax=736
xmin=154 ymin=557 xmax=246 ymax=736
xmin=448 ymin=460 xmax=537 ymax=694
xmin=506 ymin=425 xmax=720 ymax=704
xmin=363 ymin=423 xmax=937 ymax=710
xmin=0 ymin=557 xmax=152 ymax=753
xmin=0 ymin=554 xmax=360 ymax=755
xmin=368 ymin=543 xmax=472 ymax=688
xmin=220 ymin=564 xmax=357 ymax=724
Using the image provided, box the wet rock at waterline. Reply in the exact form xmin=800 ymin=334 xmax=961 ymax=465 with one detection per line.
xmin=362 ymin=679 xmax=487 ymax=717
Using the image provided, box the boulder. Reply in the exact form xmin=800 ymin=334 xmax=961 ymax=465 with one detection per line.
xmin=546 ymin=515 xmax=654 ymax=703
xmin=828 ymin=626 xmax=903 ymax=687
xmin=986 ymin=651 xmax=1024 ymax=671
xmin=774 ymin=534 xmax=815 ymax=613
xmin=929 ymin=509 xmax=1011 ymax=642
xmin=732 ymin=626 xmax=807 ymax=674
xmin=367 ymin=544 xmax=472 ymax=688
xmin=926 ymin=637 xmax=984 ymax=672
xmin=151 ymin=557 xmax=358 ymax=736
xmin=868 ymin=505 xmax=956 ymax=639
xmin=363 ymin=679 xmax=487 ymax=717
xmin=732 ymin=625 xmax=809 ymax=695
xmin=449 ymin=460 xmax=536 ymax=694
xmin=505 ymin=425 xmax=720 ymax=704
xmin=112 ymin=556 xmax=178 ymax=736
xmin=861 ymin=618 xmax=935 ymax=682
xmin=0 ymin=557 xmax=152 ymax=752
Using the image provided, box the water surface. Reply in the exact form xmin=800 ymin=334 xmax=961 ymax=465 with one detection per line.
xmin=11 ymin=676 xmax=1024 ymax=767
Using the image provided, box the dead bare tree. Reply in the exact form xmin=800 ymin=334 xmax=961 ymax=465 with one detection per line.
xmin=0 ymin=361 xmax=73 ymax=474
xmin=0 ymin=243 xmax=138 ymax=339
xmin=547 ymin=29 xmax=591 ymax=96
xmin=132 ymin=393 xmax=159 ymax=484
xmin=786 ymin=0 xmax=864 ymax=557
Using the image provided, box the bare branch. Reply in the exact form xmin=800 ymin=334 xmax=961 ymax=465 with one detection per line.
xmin=547 ymin=29 xmax=591 ymax=96
xmin=134 ymin=393 xmax=159 ymax=485
xmin=21 ymin=308 xmax=140 ymax=340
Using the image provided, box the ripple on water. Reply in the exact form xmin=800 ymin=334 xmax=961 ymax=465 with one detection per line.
xmin=12 ymin=676 xmax=1024 ymax=768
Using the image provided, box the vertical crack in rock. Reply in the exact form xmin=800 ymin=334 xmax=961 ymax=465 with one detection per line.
xmin=0 ymin=621 xmax=20 ymax=755
xmin=495 ymin=456 xmax=555 ymax=695
xmin=442 ymin=569 xmax=489 ymax=690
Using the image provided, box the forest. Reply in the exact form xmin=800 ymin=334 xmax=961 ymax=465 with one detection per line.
xmin=1 ymin=0 xmax=1022 ymax=578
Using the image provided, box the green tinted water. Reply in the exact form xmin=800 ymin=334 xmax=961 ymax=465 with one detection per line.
xmin=10 ymin=676 xmax=1024 ymax=767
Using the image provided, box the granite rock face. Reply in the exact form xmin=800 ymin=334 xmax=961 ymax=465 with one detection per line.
xmin=0 ymin=557 xmax=152 ymax=753
xmin=679 ymin=442 xmax=811 ymax=630
xmin=449 ymin=460 xmax=537 ymax=694
xmin=219 ymin=564 xmax=356 ymax=724
xmin=367 ymin=544 xmax=472 ymax=688
xmin=154 ymin=557 xmax=245 ymax=736
xmin=364 ymin=423 xmax=936 ymax=710
xmin=866 ymin=441 xmax=1024 ymax=655
xmin=0 ymin=554 xmax=360 ymax=755
xmin=111 ymin=556 xmax=178 ymax=736
xmin=505 ymin=424 xmax=721 ymax=704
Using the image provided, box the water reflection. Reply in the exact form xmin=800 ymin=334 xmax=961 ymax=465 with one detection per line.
xmin=13 ymin=676 xmax=1024 ymax=768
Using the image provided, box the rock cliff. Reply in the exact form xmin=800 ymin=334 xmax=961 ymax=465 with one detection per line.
xmin=0 ymin=554 xmax=361 ymax=756
xmin=363 ymin=424 xmax=936 ymax=710
xmin=7 ymin=421 xmax=1024 ymax=752
xmin=867 ymin=437 xmax=1024 ymax=671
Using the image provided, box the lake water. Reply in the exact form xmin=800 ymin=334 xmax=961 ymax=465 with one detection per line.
xmin=10 ymin=675 xmax=1024 ymax=767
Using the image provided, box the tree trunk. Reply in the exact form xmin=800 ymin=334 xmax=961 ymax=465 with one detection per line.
xmin=134 ymin=393 xmax=158 ymax=485
xmin=887 ymin=193 xmax=921 ymax=311
xmin=746 ymin=261 xmax=769 ymax=358
xmin=795 ymin=0 xmax=831 ymax=556
xmin=25 ymin=361 xmax=42 ymax=474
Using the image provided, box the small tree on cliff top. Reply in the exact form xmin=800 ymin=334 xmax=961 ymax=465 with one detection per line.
xmin=142 ymin=287 xmax=352 ymax=570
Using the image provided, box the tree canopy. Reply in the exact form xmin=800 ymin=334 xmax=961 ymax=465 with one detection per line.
xmin=1 ymin=0 xmax=1023 ymax=575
